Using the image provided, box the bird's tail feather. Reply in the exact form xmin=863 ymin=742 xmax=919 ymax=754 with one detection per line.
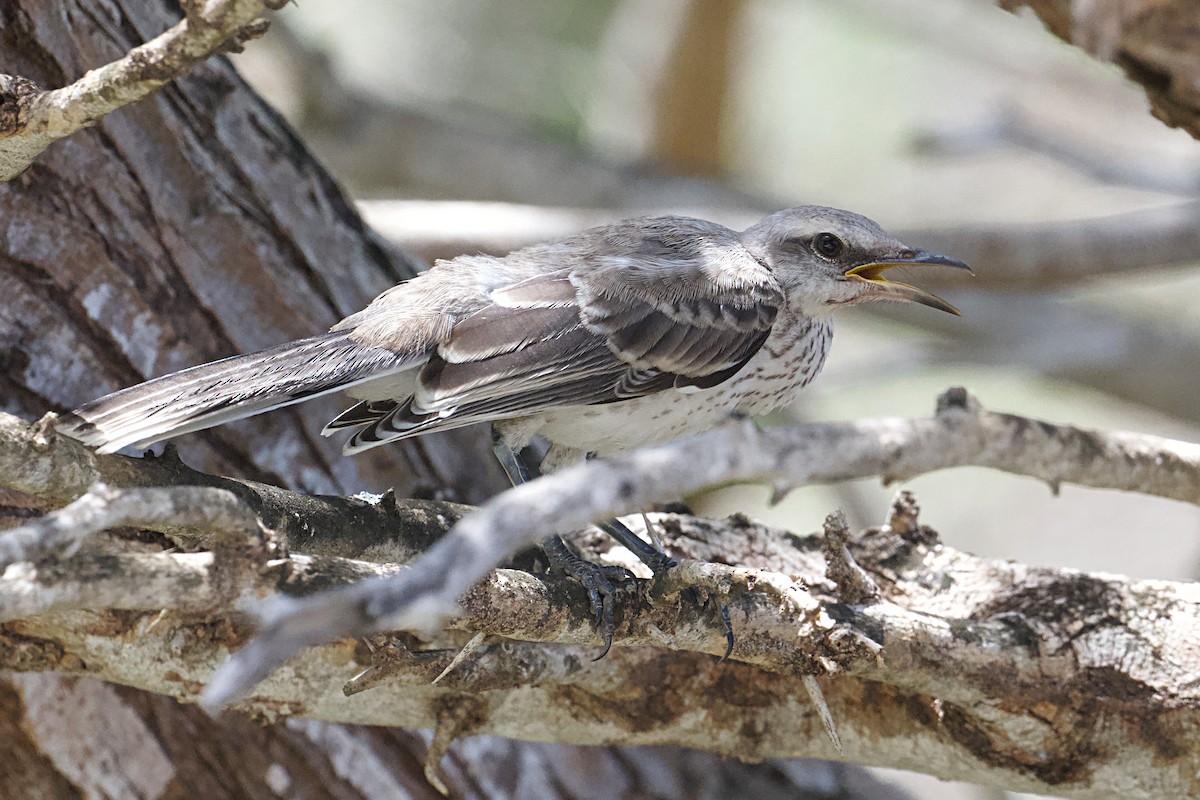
xmin=58 ymin=332 xmax=414 ymax=454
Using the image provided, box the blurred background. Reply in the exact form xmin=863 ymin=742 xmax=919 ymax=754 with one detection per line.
xmin=229 ymin=2 xmax=1200 ymax=796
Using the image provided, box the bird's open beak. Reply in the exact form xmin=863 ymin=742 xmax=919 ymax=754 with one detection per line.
xmin=844 ymin=250 xmax=972 ymax=316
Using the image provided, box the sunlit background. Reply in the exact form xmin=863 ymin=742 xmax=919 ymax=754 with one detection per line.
xmin=232 ymin=2 xmax=1200 ymax=797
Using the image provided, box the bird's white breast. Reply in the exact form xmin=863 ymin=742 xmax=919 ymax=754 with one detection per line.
xmin=524 ymin=311 xmax=832 ymax=468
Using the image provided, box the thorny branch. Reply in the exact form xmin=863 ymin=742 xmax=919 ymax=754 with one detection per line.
xmin=0 ymin=0 xmax=284 ymax=181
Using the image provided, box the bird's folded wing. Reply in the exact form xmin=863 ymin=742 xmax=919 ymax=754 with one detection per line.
xmin=339 ymin=223 xmax=783 ymax=451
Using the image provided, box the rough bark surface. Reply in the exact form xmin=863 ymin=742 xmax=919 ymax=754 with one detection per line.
xmin=1000 ymin=0 xmax=1200 ymax=138
xmin=0 ymin=0 xmax=501 ymax=503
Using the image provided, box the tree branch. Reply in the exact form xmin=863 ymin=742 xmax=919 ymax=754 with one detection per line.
xmin=0 ymin=0 xmax=283 ymax=181
xmin=203 ymin=386 xmax=1200 ymax=706
xmin=4 ymin=390 xmax=1200 ymax=795
xmin=0 ymin=412 xmax=467 ymax=560
xmin=3 ymin=493 xmax=1198 ymax=797
xmin=0 ymin=483 xmax=261 ymax=568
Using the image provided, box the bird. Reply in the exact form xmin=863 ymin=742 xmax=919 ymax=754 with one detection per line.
xmin=59 ymin=205 xmax=969 ymax=652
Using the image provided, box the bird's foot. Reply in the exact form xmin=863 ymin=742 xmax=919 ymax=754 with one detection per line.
xmin=542 ymin=534 xmax=634 ymax=659
xmin=717 ymin=601 xmax=734 ymax=660
xmin=601 ymin=516 xmax=736 ymax=659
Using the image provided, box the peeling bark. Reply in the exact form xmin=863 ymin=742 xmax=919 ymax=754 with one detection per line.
xmin=1000 ymin=0 xmax=1200 ymax=138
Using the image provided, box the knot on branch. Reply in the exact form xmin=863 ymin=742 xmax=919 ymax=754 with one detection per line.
xmin=821 ymin=510 xmax=879 ymax=605
xmin=935 ymin=386 xmax=980 ymax=417
xmin=220 ymin=18 xmax=272 ymax=54
xmin=0 ymin=74 xmax=41 ymax=137
xmin=885 ymin=490 xmax=937 ymax=545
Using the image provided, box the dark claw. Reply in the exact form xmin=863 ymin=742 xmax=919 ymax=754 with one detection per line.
xmin=719 ymin=604 xmax=734 ymax=660
xmin=598 ymin=517 xmax=737 ymax=660
xmin=492 ymin=438 xmax=634 ymax=659
xmin=594 ymin=594 xmax=613 ymax=661
xmin=494 ymin=433 xmax=738 ymax=663
xmin=542 ymin=535 xmax=634 ymax=659
xmin=569 ymin=560 xmax=630 ymax=660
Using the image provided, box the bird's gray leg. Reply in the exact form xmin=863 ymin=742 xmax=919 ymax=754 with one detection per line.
xmin=491 ymin=432 xmax=732 ymax=660
xmin=595 ymin=518 xmax=675 ymax=574
xmin=610 ymin=513 xmax=733 ymax=660
xmin=491 ymin=431 xmax=631 ymax=659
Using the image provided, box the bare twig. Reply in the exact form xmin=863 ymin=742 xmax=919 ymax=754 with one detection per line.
xmin=801 ymin=675 xmax=842 ymax=754
xmin=0 ymin=484 xmax=262 ymax=568
xmin=430 ymin=631 xmax=488 ymax=685
xmin=0 ymin=411 xmax=467 ymax=561
xmin=0 ymin=0 xmax=280 ymax=180
xmin=202 ymin=387 xmax=1200 ymax=708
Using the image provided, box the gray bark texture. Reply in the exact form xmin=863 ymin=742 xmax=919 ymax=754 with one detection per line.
xmin=0 ymin=1 xmax=907 ymax=798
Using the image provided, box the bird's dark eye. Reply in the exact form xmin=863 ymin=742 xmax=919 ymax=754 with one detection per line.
xmin=813 ymin=232 xmax=845 ymax=259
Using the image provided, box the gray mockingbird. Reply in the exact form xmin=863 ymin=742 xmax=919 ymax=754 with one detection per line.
xmin=60 ymin=205 xmax=970 ymax=653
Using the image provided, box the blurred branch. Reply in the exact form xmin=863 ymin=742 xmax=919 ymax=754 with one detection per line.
xmin=359 ymin=199 xmax=1200 ymax=288
xmin=0 ymin=0 xmax=282 ymax=181
xmin=913 ymin=104 xmax=1200 ymax=195
xmin=878 ymin=291 xmax=1200 ymax=424
xmin=1000 ymin=0 xmax=1200 ymax=139
xmin=234 ymin=17 xmax=762 ymax=209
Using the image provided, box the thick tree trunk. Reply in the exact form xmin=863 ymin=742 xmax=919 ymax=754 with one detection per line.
xmin=0 ymin=0 xmax=503 ymax=504
xmin=0 ymin=2 xmax=898 ymax=797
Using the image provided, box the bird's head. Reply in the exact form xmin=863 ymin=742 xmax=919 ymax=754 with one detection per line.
xmin=742 ymin=206 xmax=971 ymax=316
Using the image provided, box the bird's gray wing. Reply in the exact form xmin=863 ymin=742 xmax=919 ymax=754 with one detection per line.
xmin=573 ymin=218 xmax=783 ymax=389
xmin=341 ymin=218 xmax=783 ymax=452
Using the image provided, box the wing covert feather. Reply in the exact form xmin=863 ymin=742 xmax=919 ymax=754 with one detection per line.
xmin=332 ymin=216 xmax=783 ymax=449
